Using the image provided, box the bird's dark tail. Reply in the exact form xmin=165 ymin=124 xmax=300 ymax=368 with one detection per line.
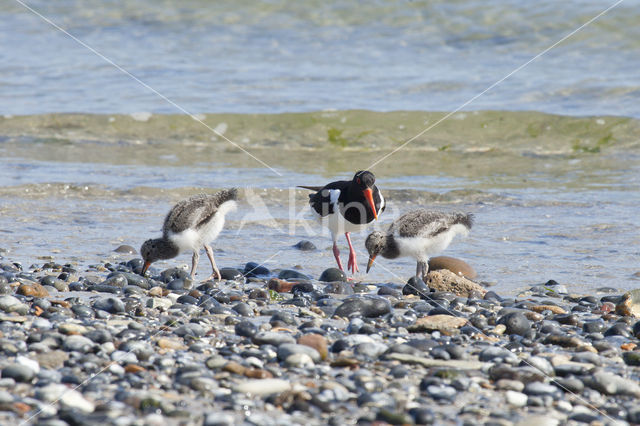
xmin=217 ymin=188 xmax=239 ymax=203
xmin=456 ymin=213 xmax=474 ymax=230
xmin=297 ymin=185 xmax=323 ymax=191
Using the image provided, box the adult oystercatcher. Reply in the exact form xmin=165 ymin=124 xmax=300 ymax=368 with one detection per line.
xmin=300 ymin=170 xmax=385 ymax=273
xmin=140 ymin=188 xmax=238 ymax=280
xmin=365 ymin=209 xmax=473 ymax=280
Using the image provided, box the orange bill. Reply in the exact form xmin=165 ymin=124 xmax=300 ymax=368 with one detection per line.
xmin=363 ymin=188 xmax=378 ymax=220
xmin=366 ymin=255 xmax=376 ymax=273
xmin=141 ymin=261 xmax=151 ymax=276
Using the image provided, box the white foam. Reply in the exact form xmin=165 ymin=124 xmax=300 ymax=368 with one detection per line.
xmin=130 ymin=112 xmax=152 ymax=122
xmin=213 ymin=122 xmax=228 ymax=135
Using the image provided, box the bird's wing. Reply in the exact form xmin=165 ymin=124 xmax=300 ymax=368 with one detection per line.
xmin=163 ymin=189 xmax=238 ymax=235
xmin=297 ymin=185 xmax=324 ymax=191
xmin=391 ymin=209 xmax=470 ymax=238
xmin=307 ymin=181 xmax=348 ymax=217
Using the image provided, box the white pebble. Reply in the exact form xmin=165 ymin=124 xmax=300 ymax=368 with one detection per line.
xmin=16 ymin=355 xmax=40 ymax=375
xmin=505 ymin=390 xmax=527 ymax=407
xmin=235 ymin=378 xmax=292 ymax=396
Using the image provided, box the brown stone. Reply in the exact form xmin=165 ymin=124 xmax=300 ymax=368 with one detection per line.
xmin=425 ymin=270 xmax=486 ymax=298
xmin=223 ymin=361 xmax=247 ymax=375
xmin=156 ymin=337 xmax=186 ymax=350
xmin=616 ymin=290 xmax=640 ymax=317
xmin=429 ymin=256 xmax=477 ymax=279
xmin=523 ymin=311 xmax=544 ymax=322
xmin=298 ymin=334 xmax=328 ymax=360
xmin=621 ymin=343 xmax=637 ymax=351
xmin=530 ymin=305 xmax=567 ymax=315
xmin=35 ymin=350 xmax=69 ymax=369
xmin=330 ymin=357 xmax=360 ymax=368
xmin=13 ymin=402 xmax=31 ymax=415
xmin=267 ymin=278 xmax=296 ymax=293
xmin=124 ymin=364 xmax=146 ymax=374
xmin=17 ymin=282 xmax=49 ymax=298
xmin=244 ymin=368 xmax=273 ymax=379
xmin=408 ymin=314 xmax=468 ymax=333
xmin=51 ymin=300 xmax=71 ymax=309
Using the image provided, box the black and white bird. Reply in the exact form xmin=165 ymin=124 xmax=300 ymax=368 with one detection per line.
xmin=300 ymin=171 xmax=385 ymax=274
xmin=140 ymin=188 xmax=238 ymax=280
xmin=365 ymin=209 xmax=473 ymax=280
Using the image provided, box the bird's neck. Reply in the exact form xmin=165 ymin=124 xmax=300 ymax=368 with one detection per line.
xmin=382 ymin=235 xmax=400 ymax=259
xmin=155 ymin=238 xmax=181 ymax=260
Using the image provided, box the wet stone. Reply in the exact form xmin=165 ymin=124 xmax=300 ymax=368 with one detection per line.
xmin=176 ymin=295 xmax=198 ymax=305
xmin=524 ymin=382 xmax=559 ymax=396
xmin=334 ymin=296 xmax=391 ymax=318
xmin=93 ymin=297 xmax=125 ymax=314
xmin=553 ymin=377 xmax=584 ymax=394
xmin=252 ymin=331 xmax=296 ymax=346
xmin=167 ymin=279 xmax=186 ymax=291
xmin=293 ymin=240 xmax=316 ymax=251
xmin=0 ymin=295 xmax=29 ymax=314
xmin=114 ymin=244 xmax=136 ymax=254
xmin=1 ymin=364 xmax=36 ymax=382
xmin=174 ymin=323 xmax=206 ymax=338
xmin=498 ymin=312 xmax=531 ymax=336
xmin=583 ymin=320 xmax=605 ymax=333
xmin=270 ymin=310 xmax=297 ymax=326
xmin=88 ymin=284 xmax=122 ymax=294
xmin=63 ymin=335 xmax=95 ymax=353
xmin=403 ymin=277 xmax=430 ymax=297
xmin=604 ymin=323 xmax=632 ymax=337
xmin=324 ymin=282 xmax=353 ymax=295
xmin=232 ymin=302 xmax=253 ymax=317
xmin=291 ymin=282 xmax=314 ymax=294
xmin=277 ymin=343 xmax=321 ymax=363
xmin=235 ymin=320 xmax=258 ymax=338
xmin=278 ymin=269 xmax=311 ymax=281
xmin=219 ymin=268 xmax=244 ymax=281
xmin=319 ymin=268 xmax=346 ymax=282
xmin=243 ymin=262 xmax=270 ymax=277
xmin=103 ymin=273 xmax=128 ymax=287
xmin=622 ymin=351 xmax=640 ymax=366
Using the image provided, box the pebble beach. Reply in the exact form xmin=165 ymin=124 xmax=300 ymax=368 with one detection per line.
xmin=2 ymin=246 xmax=640 ymax=425
xmin=2 ymin=0 xmax=640 ymax=425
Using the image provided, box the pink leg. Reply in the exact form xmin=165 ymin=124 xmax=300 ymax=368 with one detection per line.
xmin=332 ymin=241 xmax=344 ymax=271
xmin=345 ymin=232 xmax=359 ymax=274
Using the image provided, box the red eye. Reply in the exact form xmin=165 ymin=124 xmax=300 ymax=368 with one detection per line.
xmin=356 ymin=178 xmax=361 ymax=184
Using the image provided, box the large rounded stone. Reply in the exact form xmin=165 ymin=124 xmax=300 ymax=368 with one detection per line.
xmin=319 ymin=268 xmax=346 ymax=282
xmin=429 ymin=256 xmax=477 ymax=279
xmin=499 ymin=312 xmax=531 ymax=336
xmin=334 ymin=296 xmax=391 ymax=318
xmin=1 ymin=364 xmax=35 ymax=382
xmin=425 ymin=270 xmax=486 ymax=298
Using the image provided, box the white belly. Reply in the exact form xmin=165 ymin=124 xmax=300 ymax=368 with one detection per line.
xmin=167 ymin=200 xmax=236 ymax=253
xmin=325 ymin=210 xmax=368 ymax=240
xmin=395 ymin=224 xmax=467 ymax=261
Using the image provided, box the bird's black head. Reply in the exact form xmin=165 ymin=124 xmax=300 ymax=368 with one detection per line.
xmin=352 ymin=170 xmax=375 ymax=189
xmin=139 ymin=238 xmax=179 ymax=276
